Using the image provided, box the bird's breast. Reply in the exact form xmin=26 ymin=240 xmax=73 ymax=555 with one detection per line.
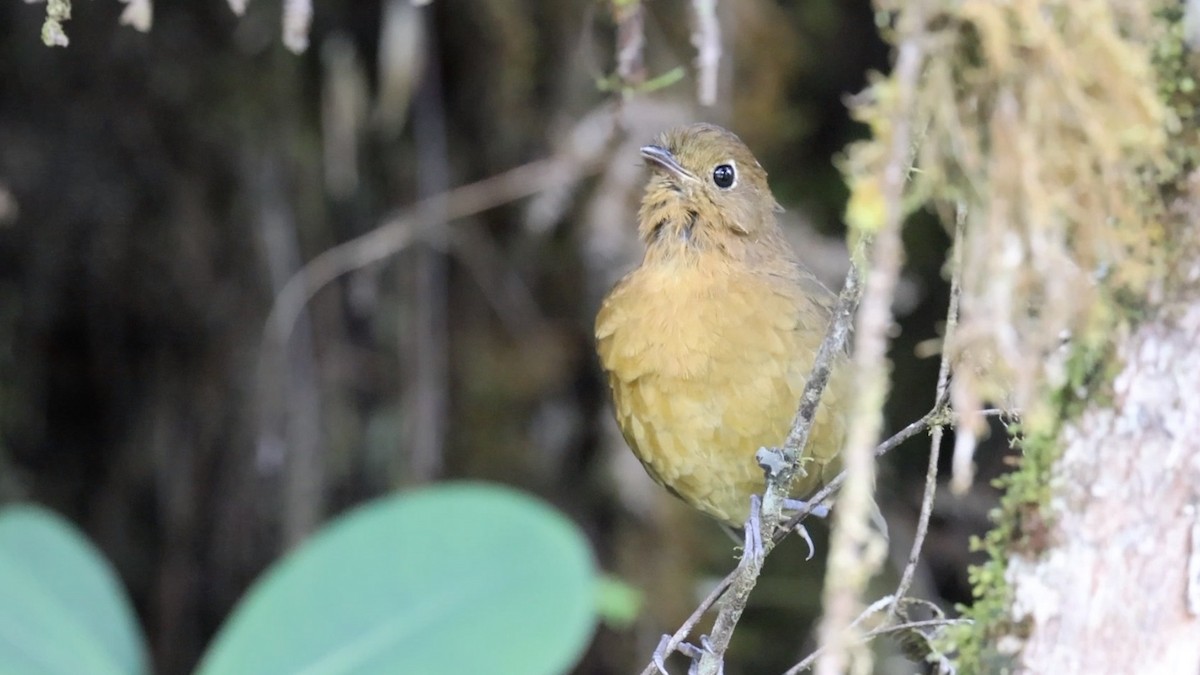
xmin=595 ymin=255 xmax=835 ymax=524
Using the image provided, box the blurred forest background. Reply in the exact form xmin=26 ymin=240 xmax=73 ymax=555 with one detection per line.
xmin=0 ymin=1 xmax=1013 ymax=672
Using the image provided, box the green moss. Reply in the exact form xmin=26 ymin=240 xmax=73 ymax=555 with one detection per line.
xmin=939 ymin=328 xmax=1117 ymax=673
xmin=942 ymin=7 xmax=1197 ymax=669
xmin=1149 ymin=4 xmax=1200 ymax=197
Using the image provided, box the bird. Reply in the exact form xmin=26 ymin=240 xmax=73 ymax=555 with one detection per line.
xmin=594 ymin=123 xmax=847 ymax=542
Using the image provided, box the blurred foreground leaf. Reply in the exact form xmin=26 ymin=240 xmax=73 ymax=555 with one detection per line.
xmin=594 ymin=574 xmax=643 ymax=630
xmin=0 ymin=505 xmax=149 ymax=675
xmin=197 ymin=482 xmax=598 ymax=675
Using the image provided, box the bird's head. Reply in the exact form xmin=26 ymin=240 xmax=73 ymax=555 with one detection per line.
xmin=637 ymin=124 xmax=783 ymax=248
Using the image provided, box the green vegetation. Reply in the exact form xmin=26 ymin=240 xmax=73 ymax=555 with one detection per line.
xmin=1 ymin=484 xmax=608 ymax=675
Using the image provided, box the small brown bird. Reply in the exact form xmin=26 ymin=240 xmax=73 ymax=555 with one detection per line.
xmin=595 ymin=123 xmax=846 ymax=532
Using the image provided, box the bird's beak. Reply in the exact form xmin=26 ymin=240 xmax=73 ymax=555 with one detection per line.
xmin=640 ymin=145 xmax=697 ymax=183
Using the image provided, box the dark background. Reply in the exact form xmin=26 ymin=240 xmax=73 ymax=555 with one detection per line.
xmin=0 ymin=1 xmax=1010 ymax=672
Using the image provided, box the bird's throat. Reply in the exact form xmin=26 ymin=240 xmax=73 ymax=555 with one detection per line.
xmin=646 ymin=210 xmax=699 ymax=247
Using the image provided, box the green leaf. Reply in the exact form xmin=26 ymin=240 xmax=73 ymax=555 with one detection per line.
xmin=594 ymin=574 xmax=642 ymax=630
xmin=197 ymin=482 xmax=598 ymax=675
xmin=0 ymin=505 xmax=149 ymax=675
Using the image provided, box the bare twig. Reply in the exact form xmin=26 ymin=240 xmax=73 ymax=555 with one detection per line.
xmin=446 ymin=225 xmax=550 ymax=339
xmin=692 ymin=266 xmax=863 ymax=675
xmin=636 ymin=575 xmax=735 ymax=675
xmin=814 ymin=5 xmax=930 ymax=670
xmin=282 ymin=0 xmax=313 ymax=54
xmin=261 ymin=154 xmax=603 ymax=352
xmin=781 ymin=268 xmax=865 ymax=465
xmin=788 ymin=618 xmax=969 ymax=674
xmin=257 ymin=119 xmax=614 ymax=522
xmin=889 ymin=204 xmax=966 ymax=618
xmin=638 ymin=403 xmax=1006 ymax=673
xmin=689 ymin=0 xmax=721 ymax=106
xmin=251 ymin=154 xmax=328 ymax=548
xmin=639 ymin=401 xmax=1012 ymax=674
xmin=612 ymin=0 xmax=646 ymax=90
xmin=788 ymin=596 xmax=895 ymax=675
xmin=777 ymin=403 xmax=1029 ymax=541
xmin=780 ymin=399 xmax=947 ymax=537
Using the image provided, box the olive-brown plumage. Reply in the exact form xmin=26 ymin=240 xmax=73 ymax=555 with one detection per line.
xmin=595 ymin=124 xmax=846 ymax=527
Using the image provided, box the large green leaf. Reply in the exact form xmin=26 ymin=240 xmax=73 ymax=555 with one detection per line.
xmin=0 ymin=505 xmax=149 ymax=675
xmin=197 ymin=482 xmax=597 ymax=675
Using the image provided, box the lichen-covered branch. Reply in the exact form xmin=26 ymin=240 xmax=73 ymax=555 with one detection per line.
xmin=639 ymin=399 xmax=973 ymax=675
xmin=812 ymin=2 xmax=931 ymax=672
xmin=889 ymin=204 xmax=966 ymax=619
xmin=693 ymin=264 xmax=862 ymax=675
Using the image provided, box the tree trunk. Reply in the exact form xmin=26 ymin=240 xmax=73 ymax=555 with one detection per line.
xmin=1011 ymin=180 xmax=1200 ymax=672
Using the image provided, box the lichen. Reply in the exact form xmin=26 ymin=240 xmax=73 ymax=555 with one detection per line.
xmin=842 ymin=1 xmax=1193 ymax=671
xmin=941 ymin=331 xmax=1117 ymax=673
xmin=923 ymin=1 xmax=1195 ymax=670
xmin=40 ymin=0 xmax=72 ymax=47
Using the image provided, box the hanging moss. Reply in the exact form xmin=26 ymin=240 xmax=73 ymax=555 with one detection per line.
xmin=941 ymin=329 xmax=1117 ymax=673
xmin=938 ymin=2 xmax=1198 ymax=671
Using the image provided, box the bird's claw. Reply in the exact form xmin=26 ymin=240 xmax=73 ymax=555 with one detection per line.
xmin=740 ymin=495 xmax=828 ymax=561
xmin=781 ymin=498 xmax=827 ymax=560
xmin=794 ymin=522 xmax=817 ymax=561
xmin=741 ymin=494 xmax=765 ymax=565
xmin=652 ymin=635 xmax=672 ymax=674
xmin=690 ymin=636 xmax=722 ymax=675
xmin=782 ymin=497 xmax=830 ymax=519
xmin=654 ymin=634 xmax=710 ymax=675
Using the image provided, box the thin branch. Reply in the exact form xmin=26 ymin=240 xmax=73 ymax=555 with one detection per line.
xmin=785 ymin=203 xmax=970 ymax=675
xmin=256 ymin=126 xmax=613 ymax=515
xmin=782 ymin=269 xmax=864 ymax=463
xmin=639 ymin=401 xmax=1012 ymax=674
xmin=282 ymin=0 xmax=313 ymax=54
xmin=776 ymin=401 xmax=1031 ymax=542
xmin=787 ymin=618 xmax=970 ymax=674
xmin=261 ymin=155 xmax=601 ymax=353
xmin=813 ymin=4 xmax=931 ymax=672
xmin=690 ymin=0 xmax=721 ymax=106
xmin=788 ymin=596 xmax=894 ymax=675
xmin=778 ymin=398 xmax=947 ymax=538
xmin=612 ymin=0 xmax=646 ymax=90
xmin=695 ymin=265 xmax=864 ymax=675
xmin=636 ymin=575 xmax=735 ymax=675
xmin=889 ymin=203 xmax=966 ymax=618
xmin=863 ymin=618 xmax=968 ymax=639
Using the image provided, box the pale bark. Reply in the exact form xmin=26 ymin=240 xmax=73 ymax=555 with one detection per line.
xmin=1012 ymin=299 xmax=1200 ymax=673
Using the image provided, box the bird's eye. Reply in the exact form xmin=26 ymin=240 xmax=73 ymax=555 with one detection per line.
xmin=712 ymin=164 xmax=735 ymax=189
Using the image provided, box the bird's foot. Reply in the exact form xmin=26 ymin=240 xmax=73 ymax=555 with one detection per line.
xmin=739 ymin=494 xmax=765 ymax=566
xmin=653 ymin=635 xmax=709 ymax=675
xmin=739 ymin=495 xmax=832 ymax=562
xmin=792 ymin=522 xmax=817 ymax=561
xmin=780 ymin=498 xmax=828 ymax=561
xmin=692 ymin=636 xmax=723 ymax=675
xmin=652 ymin=635 xmax=673 ymax=674
xmin=782 ymin=498 xmax=830 ymax=519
